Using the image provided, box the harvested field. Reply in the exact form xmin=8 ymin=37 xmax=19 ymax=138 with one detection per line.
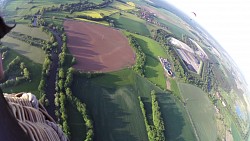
xmin=64 ymin=20 xmax=135 ymax=72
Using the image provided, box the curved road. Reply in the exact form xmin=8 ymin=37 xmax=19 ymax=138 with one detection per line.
xmin=45 ymin=29 xmax=62 ymax=120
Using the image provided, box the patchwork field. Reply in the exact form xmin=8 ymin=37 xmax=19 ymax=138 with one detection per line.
xmin=111 ymin=13 xmax=151 ymax=36
xmin=2 ymin=36 xmax=45 ymax=64
xmin=73 ymin=7 xmax=119 ymax=18
xmin=124 ymin=32 xmax=167 ymax=89
xmin=72 ymin=69 xmax=196 ymax=141
xmin=178 ymin=83 xmax=217 ymax=141
xmin=64 ymin=20 xmax=135 ymax=72
xmin=4 ymin=0 xmax=79 ymax=17
xmin=10 ymin=24 xmax=49 ymax=40
xmin=67 ymin=101 xmax=86 ymax=141
xmin=74 ymin=18 xmax=109 ymax=26
xmin=110 ymin=1 xmax=135 ymax=10
xmin=44 ymin=11 xmax=70 ymax=26
xmin=2 ymin=49 xmax=42 ymax=97
xmin=1 ymin=24 xmax=46 ymax=64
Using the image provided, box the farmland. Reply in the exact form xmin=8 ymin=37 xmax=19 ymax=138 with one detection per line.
xmin=110 ymin=1 xmax=135 ymax=10
xmin=64 ymin=20 xmax=135 ymax=72
xmin=71 ymin=69 xmax=196 ymax=141
xmin=111 ymin=12 xmax=151 ymax=36
xmin=1 ymin=0 xmax=248 ymax=140
xmin=141 ymin=5 xmax=194 ymax=38
xmin=2 ymin=49 xmax=42 ymax=97
xmin=74 ymin=18 xmax=109 ymax=26
xmin=73 ymin=7 xmax=119 ymax=18
xmin=74 ymin=11 xmax=103 ymax=18
xmin=43 ymin=11 xmax=70 ymax=26
xmin=4 ymin=0 xmax=79 ymax=17
xmin=124 ymin=32 xmax=167 ymax=89
xmin=178 ymin=83 xmax=217 ymax=141
xmin=1 ymin=24 xmax=46 ymax=64
xmin=2 ymin=37 xmax=45 ymax=64
xmin=67 ymin=101 xmax=86 ymax=141
xmin=9 ymin=24 xmax=49 ymax=40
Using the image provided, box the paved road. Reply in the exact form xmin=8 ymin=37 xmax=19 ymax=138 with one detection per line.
xmin=45 ymin=29 xmax=62 ymax=120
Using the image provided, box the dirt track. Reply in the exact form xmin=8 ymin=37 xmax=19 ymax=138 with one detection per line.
xmin=64 ymin=20 xmax=135 ymax=72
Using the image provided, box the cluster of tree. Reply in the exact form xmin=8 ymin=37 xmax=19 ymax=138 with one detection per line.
xmin=55 ymin=32 xmax=94 ymax=140
xmin=66 ymin=88 xmax=94 ymax=141
xmin=128 ymin=35 xmax=146 ymax=76
xmin=155 ymin=29 xmax=208 ymax=86
xmin=151 ymin=90 xmax=165 ymax=140
xmin=8 ymin=31 xmax=47 ymax=48
xmin=154 ymin=29 xmax=175 ymax=45
xmin=36 ymin=0 xmax=112 ymax=16
xmin=38 ymin=55 xmax=52 ymax=104
xmin=0 ymin=45 xmax=7 ymax=61
xmin=167 ymin=47 xmax=187 ymax=79
xmin=138 ymin=90 xmax=165 ymax=141
xmin=60 ymin=2 xmax=96 ymax=14
xmin=35 ymin=17 xmax=46 ymax=27
xmin=57 ymin=33 xmax=66 ymax=68
xmin=55 ymin=76 xmax=71 ymax=136
xmin=0 ymin=56 xmax=31 ymax=88
xmin=64 ymin=68 xmax=94 ymax=141
xmin=54 ymin=75 xmax=70 ymax=136
xmin=52 ymin=32 xmax=70 ymax=136
xmin=2 ymin=50 xmax=8 ymax=59
xmin=56 ymin=91 xmax=71 ymax=136
xmin=0 ymin=46 xmax=9 ymax=53
xmin=0 ymin=46 xmax=9 ymax=60
xmin=55 ymin=66 xmax=94 ymax=140
xmin=75 ymin=14 xmax=107 ymax=21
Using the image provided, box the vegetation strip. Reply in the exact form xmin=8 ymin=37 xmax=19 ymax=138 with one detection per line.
xmin=138 ymin=90 xmax=165 ymax=141
xmin=128 ymin=35 xmax=146 ymax=77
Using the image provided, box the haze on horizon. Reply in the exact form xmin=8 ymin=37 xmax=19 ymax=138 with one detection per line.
xmin=166 ymin=0 xmax=250 ymax=88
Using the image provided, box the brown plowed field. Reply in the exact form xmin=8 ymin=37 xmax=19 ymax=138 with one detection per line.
xmin=64 ymin=20 xmax=135 ymax=72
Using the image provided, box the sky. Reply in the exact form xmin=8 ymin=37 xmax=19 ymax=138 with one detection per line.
xmin=166 ymin=0 xmax=250 ymax=86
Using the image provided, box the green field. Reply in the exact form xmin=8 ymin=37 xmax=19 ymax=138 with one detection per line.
xmin=75 ymin=11 xmax=103 ymax=18
xmin=2 ymin=36 xmax=45 ymax=64
xmin=11 ymin=24 xmax=49 ymax=40
xmin=71 ymin=69 xmax=196 ymax=141
xmin=1 ymin=24 xmax=46 ymax=64
xmin=111 ymin=13 xmax=151 ymax=36
xmin=110 ymin=1 xmax=135 ymax=10
xmin=178 ymin=83 xmax=217 ymax=141
xmin=73 ymin=7 xmax=119 ymax=18
xmin=67 ymin=101 xmax=87 ymax=141
xmin=44 ymin=11 xmax=71 ymax=26
xmin=74 ymin=18 xmax=109 ymax=26
xmin=124 ymin=32 xmax=167 ymax=89
xmin=2 ymin=49 xmax=42 ymax=97
xmin=4 ymin=0 xmax=79 ymax=17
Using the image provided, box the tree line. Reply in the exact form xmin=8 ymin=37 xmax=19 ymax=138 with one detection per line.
xmin=64 ymin=68 xmax=94 ymax=141
xmin=8 ymin=31 xmax=47 ymax=48
xmin=154 ymin=29 xmax=214 ymax=92
xmin=128 ymin=35 xmax=146 ymax=77
xmin=138 ymin=90 xmax=165 ymax=141
xmin=36 ymin=0 xmax=113 ymax=15
xmin=54 ymin=31 xmax=93 ymax=140
xmin=54 ymin=32 xmax=70 ymax=137
xmin=0 ymin=54 xmax=31 ymax=88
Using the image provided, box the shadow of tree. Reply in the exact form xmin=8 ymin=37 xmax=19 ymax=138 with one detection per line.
xmin=157 ymin=92 xmax=195 ymax=141
xmin=72 ymin=76 xmax=142 ymax=141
